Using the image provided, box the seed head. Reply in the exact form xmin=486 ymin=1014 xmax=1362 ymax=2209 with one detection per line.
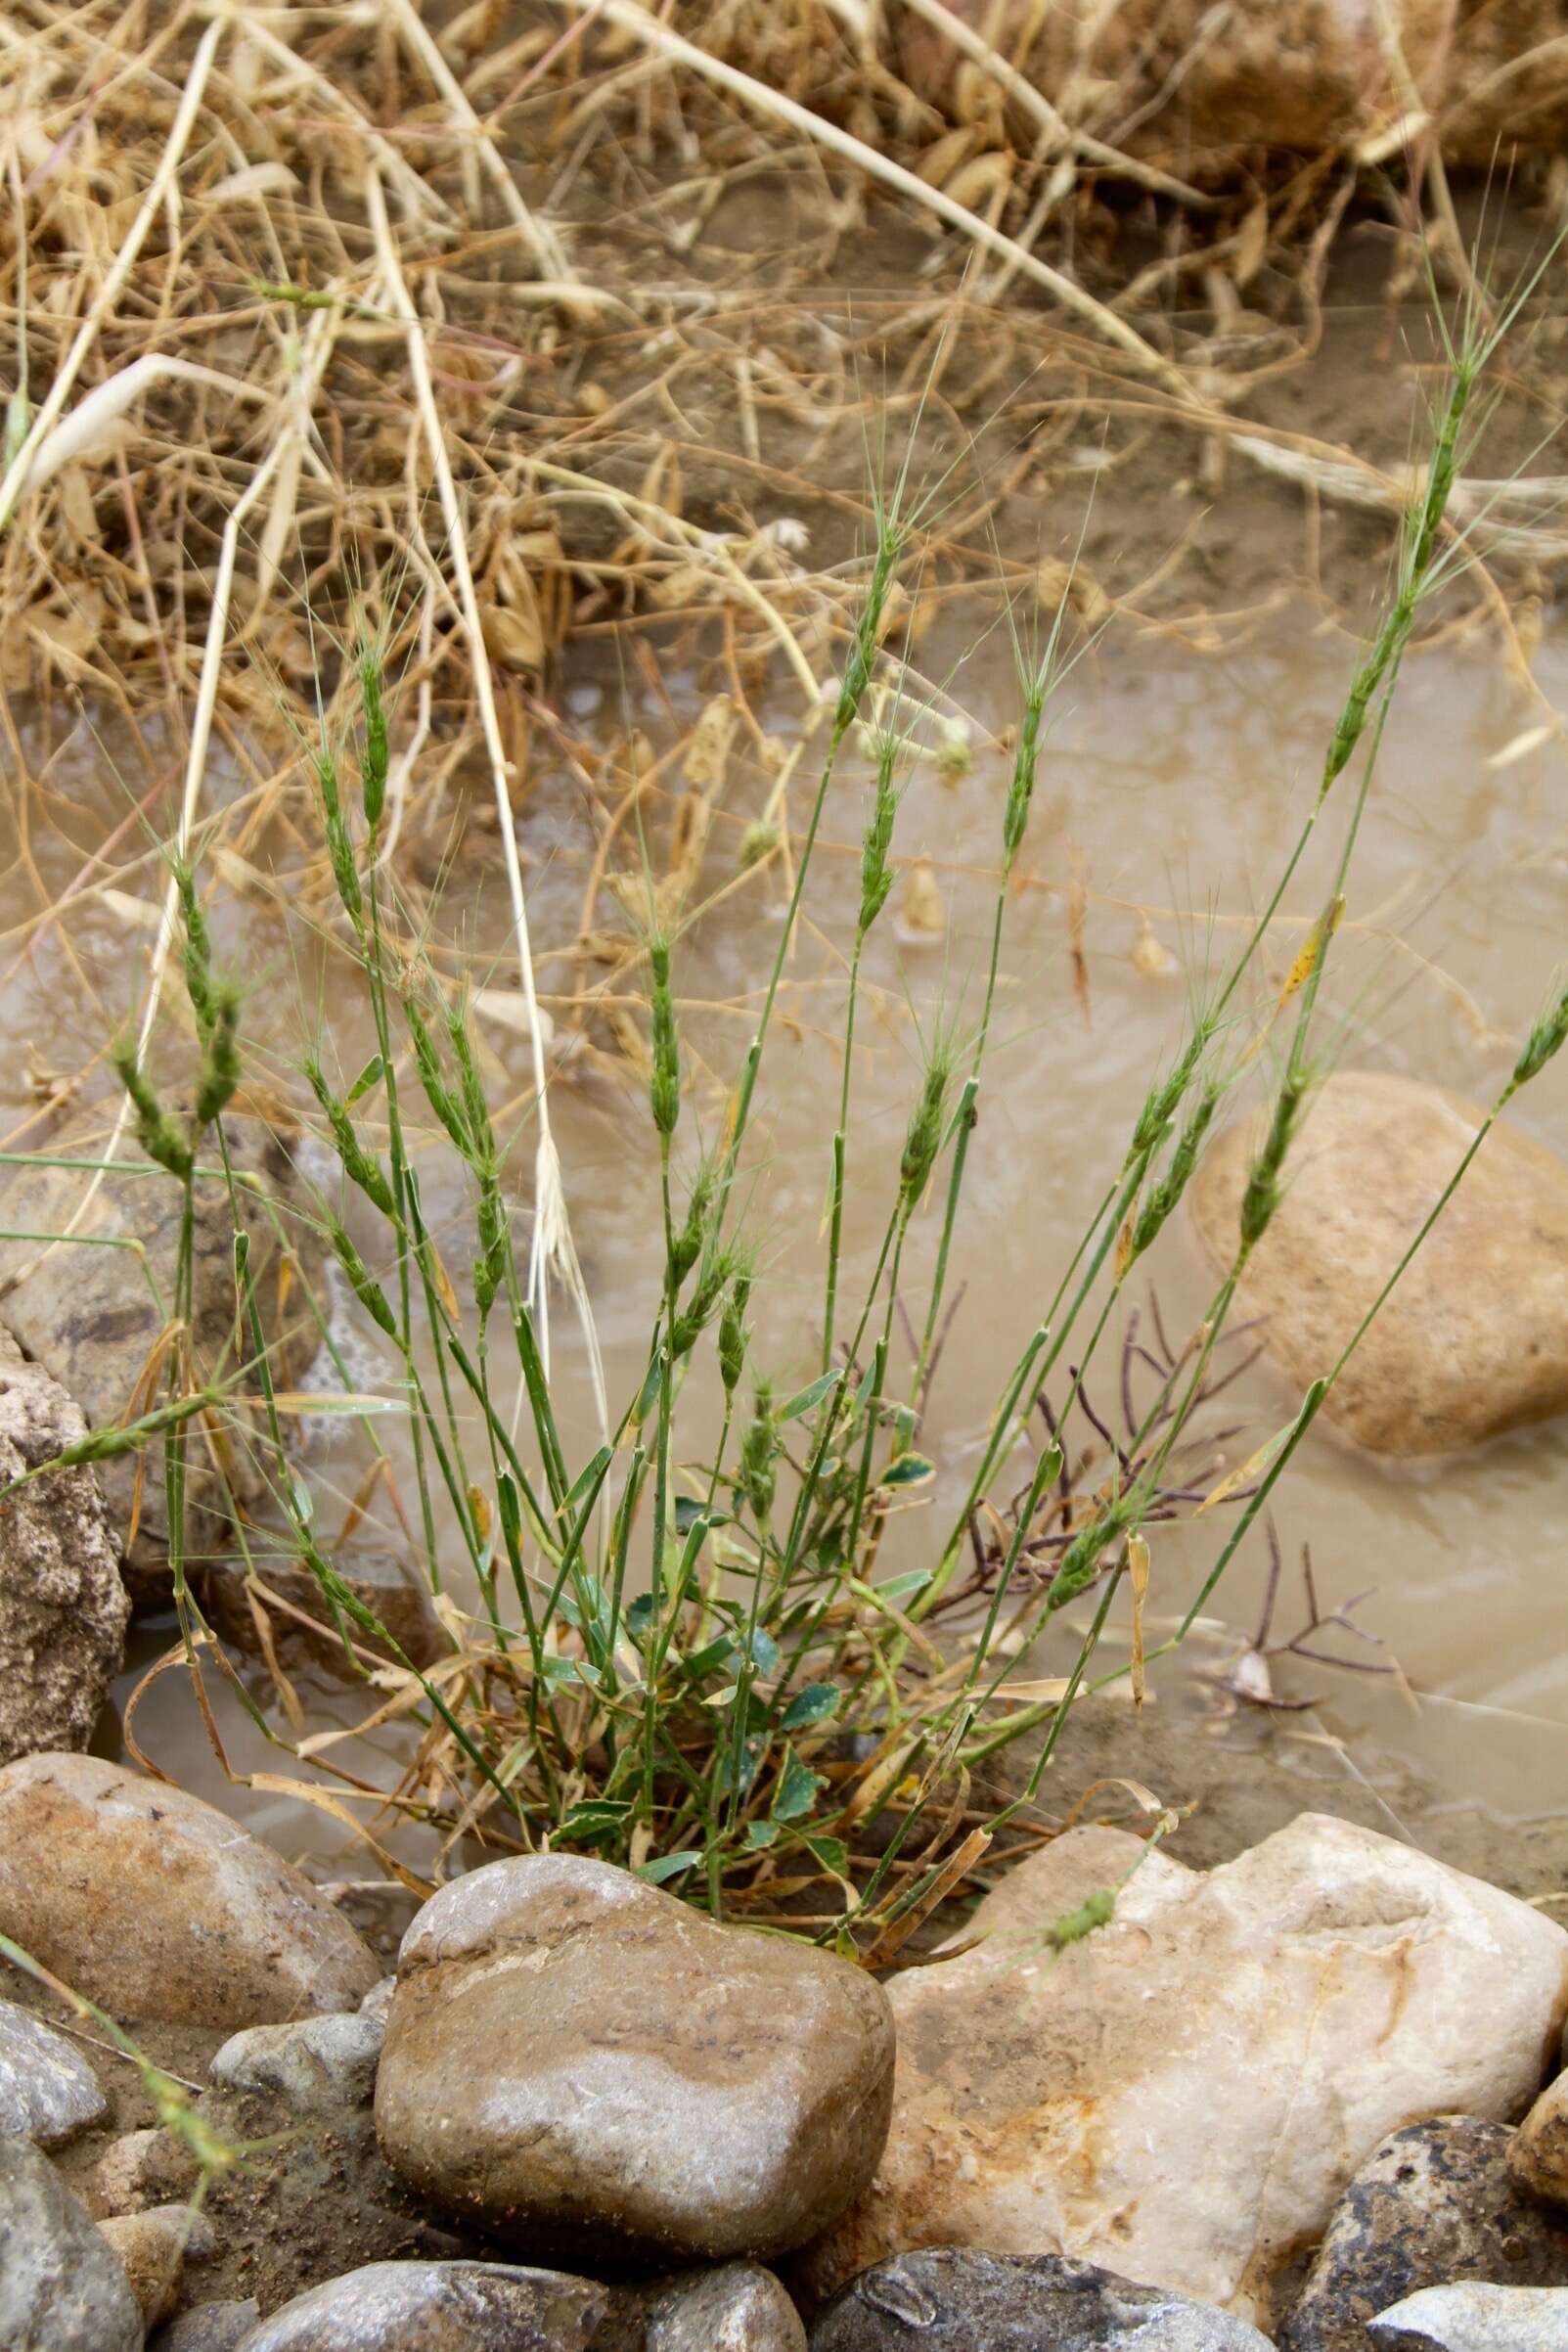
xmin=360 ymin=655 xmax=388 ymax=832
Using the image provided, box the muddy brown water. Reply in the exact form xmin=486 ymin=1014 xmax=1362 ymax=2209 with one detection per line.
xmin=6 ymin=595 xmax=1568 ymax=1882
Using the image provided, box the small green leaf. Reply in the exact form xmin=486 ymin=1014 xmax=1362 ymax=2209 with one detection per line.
xmin=743 ymin=1819 xmax=780 ymax=1850
xmin=637 ymin=1850 xmax=702 ymax=1884
xmin=560 ymin=1443 xmax=614 ymax=1518
xmin=631 ymin=1347 xmax=665 ymax=1431
xmin=556 ymin=1799 xmax=630 ymax=1847
xmin=803 ymin=1834 xmax=850 ymax=1878
xmin=874 ymin=1568 xmax=933 ymax=1604
xmin=772 ymin=1745 xmax=825 ymax=1822
xmin=878 ymin=1451 xmax=936 ymax=1490
xmin=782 ymin=1682 xmax=840 ymax=1731
xmin=346 ymin=1054 xmax=385 ymax=1105
xmin=626 ymin=1593 xmax=656 ymax=1647
xmin=745 ymin=1625 xmax=781 ymax=1678
xmin=683 ymin=1637 xmax=736 ymax=1681
xmin=779 ymin=1369 xmax=843 ymax=1424
xmin=675 ymin=1494 xmax=731 ymax=1533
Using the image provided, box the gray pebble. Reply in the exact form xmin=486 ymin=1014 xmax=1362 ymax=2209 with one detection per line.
xmin=0 ymin=2134 xmax=143 ymax=2352
xmin=233 ymin=2258 xmax=608 ymax=2349
xmin=152 ymin=2303 xmax=262 ymax=2352
xmin=210 ymin=2013 xmax=383 ymax=2113
xmin=808 ymin=2249 xmax=1274 ymax=2349
xmin=0 ymin=1998 xmax=108 ymax=2146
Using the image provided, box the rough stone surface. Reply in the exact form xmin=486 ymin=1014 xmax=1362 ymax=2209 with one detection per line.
xmin=100 ymin=2205 xmax=214 ymax=2329
xmin=0 ymin=2133 xmax=145 ymax=2352
xmin=0 ymin=1752 xmax=381 ymax=2026
xmin=88 ymin=2128 xmax=202 ymax=2216
xmin=1510 ymin=2069 xmax=1568 ymax=2205
xmin=0 ymin=1332 xmax=128 ymax=1765
xmin=808 ymin=2249 xmax=1275 ymax=2349
xmin=0 ymin=1995 xmax=109 ymax=2145
xmin=0 ymin=1113 xmax=323 ymax=1601
xmin=1191 ymin=1070 xmax=1568 ymax=1456
xmin=152 ymin=2305 xmax=261 ymax=2352
xmin=358 ymin=1976 xmax=395 ymax=2024
xmin=377 ymin=1854 xmax=895 ymax=2266
xmin=210 ymin=2013 xmax=383 ymax=2112
xmin=1283 ymin=2118 xmax=1568 ymax=2352
xmin=232 ymin=2259 xmax=609 ymax=2349
xmin=802 ymin=1815 xmax=1568 ymax=2324
xmin=201 ymin=1548 xmax=445 ymax=1673
xmin=1370 ymin=2281 xmax=1568 ymax=2349
xmin=634 ymin=2263 xmax=807 ymax=2351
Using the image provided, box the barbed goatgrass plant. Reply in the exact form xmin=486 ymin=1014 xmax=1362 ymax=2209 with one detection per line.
xmin=8 ymin=295 xmax=1568 ymax=1962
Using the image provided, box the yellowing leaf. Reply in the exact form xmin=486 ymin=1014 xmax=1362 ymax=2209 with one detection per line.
xmin=1277 ymin=893 xmax=1343 ymax=1009
xmin=1128 ymin=1531 xmax=1150 ymax=1709
xmin=1195 ymin=1427 xmax=1289 ymax=1515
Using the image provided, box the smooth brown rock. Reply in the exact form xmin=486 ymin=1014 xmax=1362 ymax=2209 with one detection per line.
xmin=100 ymin=2204 xmax=214 ymax=2329
xmin=0 ymin=1752 xmax=381 ymax=2027
xmin=376 ymin=1855 xmax=896 ymax=2265
xmin=1511 ymin=2072 xmax=1568 ymax=2207
xmin=1190 ymin=1070 xmax=1568 ymax=1456
xmin=801 ymin=1815 xmax=1568 ymax=2325
xmin=0 ymin=1113 xmax=324 ymax=1601
xmin=0 ymin=1332 xmax=128 ymax=1765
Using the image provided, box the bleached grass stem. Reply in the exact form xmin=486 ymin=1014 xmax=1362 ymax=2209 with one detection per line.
xmin=546 ymin=0 xmax=1194 ymax=398
xmin=0 ymin=17 xmax=223 ymax=534
xmin=367 ymin=164 xmax=605 ymax=1430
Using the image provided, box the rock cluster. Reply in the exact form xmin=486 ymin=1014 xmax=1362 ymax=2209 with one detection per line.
xmin=6 ymin=1750 xmax=1568 ymax=2348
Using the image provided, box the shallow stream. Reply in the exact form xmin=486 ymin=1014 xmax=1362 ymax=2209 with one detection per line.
xmin=6 ymin=596 xmax=1567 ymax=1865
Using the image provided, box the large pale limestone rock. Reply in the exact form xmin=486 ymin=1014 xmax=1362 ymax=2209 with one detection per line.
xmin=1190 ymin=1070 xmax=1568 ymax=1456
xmin=801 ymin=1814 xmax=1568 ymax=2327
xmin=0 ymin=1752 xmax=380 ymax=2028
xmin=0 ymin=1332 xmax=127 ymax=1766
xmin=376 ymin=1854 xmax=895 ymax=2266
